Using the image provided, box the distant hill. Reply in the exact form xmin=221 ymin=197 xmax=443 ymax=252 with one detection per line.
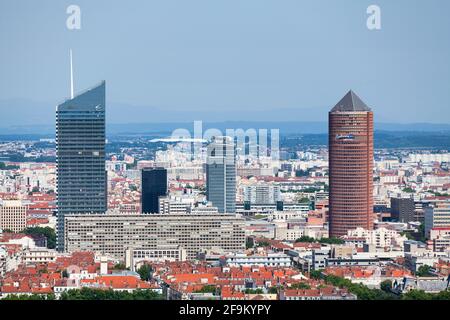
xmin=1 ymin=98 xmax=450 ymax=136
xmin=1 ymin=121 xmax=450 ymax=136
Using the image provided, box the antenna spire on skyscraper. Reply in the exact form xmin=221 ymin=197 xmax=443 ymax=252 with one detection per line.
xmin=70 ymin=49 xmax=74 ymax=99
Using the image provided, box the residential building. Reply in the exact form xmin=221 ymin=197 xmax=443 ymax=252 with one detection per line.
xmin=225 ymin=253 xmax=291 ymax=267
xmin=243 ymin=184 xmax=281 ymax=205
xmin=425 ymin=203 xmax=450 ymax=237
xmin=345 ymin=227 xmax=407 ymax=249
xmin=428 ymin=228 xmax=450 ymax=252
xmin=0 ymin=200 xmax=27 ymax=232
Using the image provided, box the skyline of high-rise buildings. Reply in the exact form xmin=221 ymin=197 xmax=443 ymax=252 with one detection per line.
xmin=328 ymin=90 xmax=374 ymax=238
xmin=3 ymin=79 xmax=448 ymax=303
xmin=53 ymin=87 xmax=378 ymax=235
xmin=55 ymin=81 xmax=107 ymax=251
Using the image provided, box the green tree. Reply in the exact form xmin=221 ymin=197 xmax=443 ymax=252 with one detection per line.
xmin=309 ymin=270 xmax=324 ymax=280
xmin=194 ymin=285 xmax=217 ymax=294
xmin=380 ymin=280 xmax=392 ymax=293
xmin=59 ymin=288 xmax=163 ymax=300
xmin=256 ymin=241 xmax=270 ymax=247
xmin=310 ymin=272 xmax=398 ymax=300
xmin=2 ymin=294 xmax=55 ymax=300
xmin=291 ymin=282 xmax=311 ymax=290
xmin=319 ymin=237 xmax=345 ymax=245
xmin=137 ymin=264 xmax=152 ymax=281
xmin=22 ymin=227 xmax=56 ymax=249
xmin=298 ymin=197 xmax=310 ymax=204
xmin=268 ymin=286 xmax=283 ymax=294
xmin=416 ymin=265 xmax=433 ymax=277
xmin=402 ymin=290 xmax=432 ymax=300
xmin=295 ymin=236 xmax=316 ymax=243
xmin=294 ymin=236 xmax=344 ymax=245
xmin=113 ymin=263 xmax=127 ymax=271
xmin=244 ymin=288 xmax=264 ymax=294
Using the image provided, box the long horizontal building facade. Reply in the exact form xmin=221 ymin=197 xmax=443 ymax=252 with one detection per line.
xmin=64 ymin=212 xmax=246 ymax=260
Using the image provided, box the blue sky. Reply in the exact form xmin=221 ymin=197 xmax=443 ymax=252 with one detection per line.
xmin=0 ymin=0 xmax=449 ymax=126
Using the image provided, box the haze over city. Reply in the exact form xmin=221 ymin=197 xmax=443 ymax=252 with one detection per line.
xmin=1 ymin=0 xmax=450 ymax=129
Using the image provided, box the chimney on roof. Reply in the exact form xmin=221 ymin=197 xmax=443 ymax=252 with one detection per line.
xmin=100 ymin=256 xmax=108 ymax=275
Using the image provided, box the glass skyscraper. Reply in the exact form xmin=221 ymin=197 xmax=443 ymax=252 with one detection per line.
xmin=141 ymin=167 xmax=168 ymax=214
xmin=206 ymin=136 xmax=236 ymax=213
xmin=56 ymin=81 xmax=107 ymax=251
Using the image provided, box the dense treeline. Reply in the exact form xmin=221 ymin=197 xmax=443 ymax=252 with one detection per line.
xmin=2 ymin=294 xmax=56 ymax=300
xmin=1 ymin=288 xmax=164 ymax=300
xmin=295 ymin=236 xmax=345 ymax=245
xmin=310 ymin=270 xmax=450 ymax=300
xmin=59 ymin=288 xmax=163 ymax=300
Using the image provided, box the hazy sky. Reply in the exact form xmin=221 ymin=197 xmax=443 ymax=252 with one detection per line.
xmin=1 ymin=0 xmax=450 ymax=126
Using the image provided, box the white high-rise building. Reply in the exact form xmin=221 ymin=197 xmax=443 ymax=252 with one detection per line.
xmin=243 ymin=184 xmax=281 ymax=205
xmin=64 ymin=212 xmax=245 ymax=259
xmin=425 ymin=203 xmax=450 ymax=237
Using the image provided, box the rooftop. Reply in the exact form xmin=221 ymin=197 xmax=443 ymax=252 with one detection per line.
xmin=331 ymin=90 xmax=372 ymax=112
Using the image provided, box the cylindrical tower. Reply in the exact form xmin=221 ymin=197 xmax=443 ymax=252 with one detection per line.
xmin=329 ymin=90 xmax=374 ymax=238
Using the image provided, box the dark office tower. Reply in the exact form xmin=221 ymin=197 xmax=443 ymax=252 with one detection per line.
xmin=56 ymin=81 xmax=107 ymax=252
xmin=141 ymin=167 xmax=167 ymax=214
xmin=206 ymin=136 xmax=236 ymax=213
xmin=276 ymin=201 xmax=284 ymax=211
xmin=391 ymin=197 xmax=415 ymax=223
xmin=329 ymin=90 xmax=374 ymax=238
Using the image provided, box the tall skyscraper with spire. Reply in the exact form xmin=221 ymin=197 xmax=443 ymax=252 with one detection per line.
xmin=206 ymin=136 xmax=236 ymax=213
xmin=328 ymin=90 xmax=374 ymax=237
xmin=56 ymin=77 xmax=107 ymax=251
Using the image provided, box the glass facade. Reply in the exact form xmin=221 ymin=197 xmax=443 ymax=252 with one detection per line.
xmin=206 ymin=136 xmax=236 ymax=213
xmin=56 ymin=81 xmax=107 ymax=251
xmin=141 ymin=167 xmax=167 ymax=213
